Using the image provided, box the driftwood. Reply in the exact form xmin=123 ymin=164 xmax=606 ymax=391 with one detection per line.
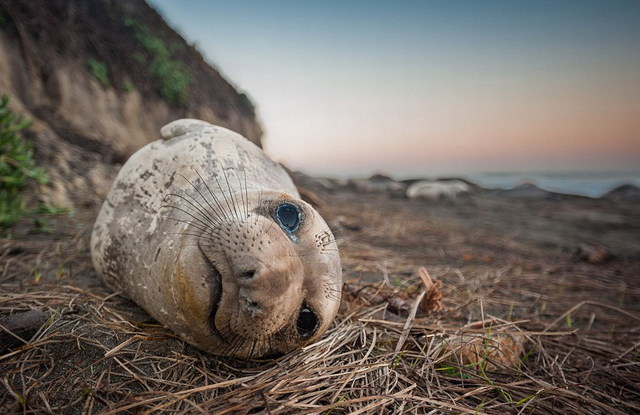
xmin=0 ymin=309 xmax=48 ymax=350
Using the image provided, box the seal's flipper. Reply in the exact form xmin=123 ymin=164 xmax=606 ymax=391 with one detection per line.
xmin=160 ymin=118 xmax=215 ymax=141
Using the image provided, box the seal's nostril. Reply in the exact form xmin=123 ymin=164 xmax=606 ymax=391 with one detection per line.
xmin=242 ymin=270 xmax=256 ymax=279
xmin=296 ymin=305 xmax=319 ymax=339
xmin=241 ymin=296 xmax=262 ymax=315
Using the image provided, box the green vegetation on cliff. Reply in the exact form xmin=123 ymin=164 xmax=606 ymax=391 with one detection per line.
xmin=0 ymin=96 xmax=67 ymax=231
xmin=86 ymin=58 xmax=110 ymax=88
xmin=126 ymin=18 xmax=192 ymax=106
xmin=0 ymin=95 xmax=47 ymax=227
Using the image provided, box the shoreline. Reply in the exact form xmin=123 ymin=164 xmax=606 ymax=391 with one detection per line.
xmin=292 ymin=170 xmax=640 ymax=201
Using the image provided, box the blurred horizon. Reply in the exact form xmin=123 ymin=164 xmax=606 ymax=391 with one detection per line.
xmin=150 ymin=0 xmax=640 ymax=178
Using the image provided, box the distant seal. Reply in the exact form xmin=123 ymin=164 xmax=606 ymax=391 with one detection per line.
xmin=91 ymin=119 xmax=342 ymax=358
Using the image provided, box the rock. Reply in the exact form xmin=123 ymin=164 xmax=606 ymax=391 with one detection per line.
xmin=406 ymin=180 xmax=470 ymax=201
xmin=350 ymin=175 xmax=406 ymax=195
xmin=603 ymin=184 xmax=640 ymax=202
xmin=493 ymin=183 xmax=558 ymax=200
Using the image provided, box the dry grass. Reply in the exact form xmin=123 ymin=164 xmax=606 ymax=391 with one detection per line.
xmin=1 ymin=192 xmax=640 ymax=414
xmin=2 ymin=274 xmax=639 ymax=414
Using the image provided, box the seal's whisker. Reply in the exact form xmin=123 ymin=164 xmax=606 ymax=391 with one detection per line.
xmin=322 ymin=225 xmax=351 ymax=245
xmin=191 ymin=170 xmax=233 ymax=225
xmin=229 ymin=335 xmax=247 ymax=356
xmin=318 ymin=226 xmax=338 ymax=238
xmin=213 ymin=172 xmax=237 ymax=222
xmin=322 ymin=289 xmax=342 ymax=302
xmin=236 ymin=170 xmax=246 ymax=219
xmin=330 ymin=230 xmax=352 ymax=246
xmin=243 ymin=169 xmax=250 ymax=218
xmin=162 ymin=200 xmax=220 ymax=233
xmin=164 ymin=192 xmax=224 ymax=230
xmin=267 ymin=337 xmax=274 ymax=356
xmin=305 ymin=277 xmax=342 ymax=292
xmin=234 ymin=168 xmax=249 ymax=220
xmin=177 ymin=174 xmax=228 ymax=228
xmin=224 ymin=334 xmax=236 ymax=349
xmin=317 ymin=283 xmax=344 ymax=302
xmin=167 ymin=231 xmax=224 ymax=242
xmin=284 ymin=244 xmax=339 ymax=259
xmin=257 ymin=188 xmax=265 ymax=208
xmin=223 ymin=169 xmax=241 ymax=221
xmin=249 ymin=338 xmax=258 ymax=357
xmin=194 ymin=168 xmax=232 ymax=222
xmin=161 ymin=204 xmax=220 ymax=235
xmin=162 ymin=215 xmax=219 ymax=239
xmin=315 ymin=228 xmax=339 ymax=247
xmin=222 ymin=168 xmax=243 ymax=221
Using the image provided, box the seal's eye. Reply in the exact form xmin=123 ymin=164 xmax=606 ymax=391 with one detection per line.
xmin=296 ymin=306 xmax=318 ymax=339
xmin=276 ymin=202 xmax=301 ymax=234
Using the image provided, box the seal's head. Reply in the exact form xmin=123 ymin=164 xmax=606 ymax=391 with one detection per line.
xmin=167 ymin=184 xmax=341 ymax=358
xmin=91 ymin=119 xmax=342 ymax=359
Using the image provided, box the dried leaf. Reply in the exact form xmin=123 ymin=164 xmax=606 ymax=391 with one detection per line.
xmin=418 ymin=267 xmax=446 ymax=313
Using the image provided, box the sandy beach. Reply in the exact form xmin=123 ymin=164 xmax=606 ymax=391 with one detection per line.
xmin=1 ymin=178 xmax=639 ymax=413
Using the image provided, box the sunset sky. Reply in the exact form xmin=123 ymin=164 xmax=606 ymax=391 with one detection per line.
xmin=150 ymin=0 xmax=640 ymax=177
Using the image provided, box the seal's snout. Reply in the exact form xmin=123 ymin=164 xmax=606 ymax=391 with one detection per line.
xmin=207 ymin=216 xmax=307 ymax=344
xmin=234 ymin=255 xmax=304 ymax=328
xmin=236 ymin=265 xmax=282 ymax=316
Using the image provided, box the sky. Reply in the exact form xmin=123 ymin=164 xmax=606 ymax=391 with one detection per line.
xmin=149 ymin=0 xmax=640 ymax=178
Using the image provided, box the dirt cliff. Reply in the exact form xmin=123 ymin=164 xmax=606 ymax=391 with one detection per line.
xmin=0 ymin=0 xmax=262 ymax=209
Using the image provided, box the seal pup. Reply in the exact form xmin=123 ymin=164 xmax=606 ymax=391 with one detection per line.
xmin=91 ymin=119 xmax=342 ymax=358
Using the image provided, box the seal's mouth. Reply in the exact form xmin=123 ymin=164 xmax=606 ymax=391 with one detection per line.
xmin=199 ymin=244 xmax=224 ymax=340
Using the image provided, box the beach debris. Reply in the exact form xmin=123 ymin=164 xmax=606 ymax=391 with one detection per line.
xmin=344 ymin=267 xmax=445 ymax=316
xmin=575 ymin=243 xmax=612 ymax=264
xmin=438 ymin=323 xmax=527 ymax=372
xmin=0 ymin=309 xmax=49 ymax=350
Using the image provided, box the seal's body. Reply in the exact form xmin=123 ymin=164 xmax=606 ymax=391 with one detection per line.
xmin=91 ymin=119 xmax=342 ymax=358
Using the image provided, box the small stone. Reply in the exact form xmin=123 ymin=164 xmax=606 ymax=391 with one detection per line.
xmin=575 ymin=243 xmax=612 ymax=264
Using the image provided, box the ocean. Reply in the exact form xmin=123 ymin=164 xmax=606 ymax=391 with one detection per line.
xmin=461 ymin=170 xmax=640 ymax=198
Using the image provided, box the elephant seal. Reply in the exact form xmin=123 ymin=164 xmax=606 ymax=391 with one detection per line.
xmin=91 ymin=119 xmax=342 ymax=358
